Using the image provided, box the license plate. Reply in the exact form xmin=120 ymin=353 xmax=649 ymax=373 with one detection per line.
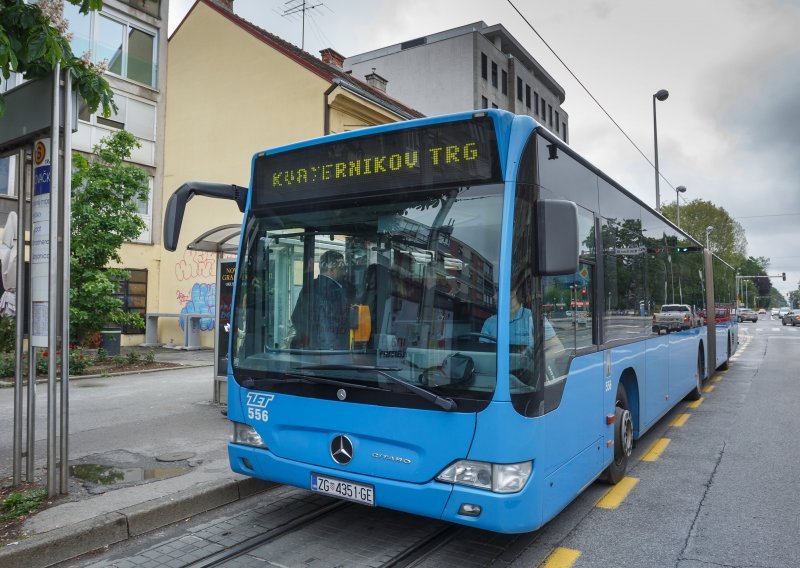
xmin=311 ymin=473 xmax=375 ymax=506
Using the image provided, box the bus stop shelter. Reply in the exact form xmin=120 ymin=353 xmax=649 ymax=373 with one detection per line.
xmin=186 ymin=224 xmax=240 ymax=405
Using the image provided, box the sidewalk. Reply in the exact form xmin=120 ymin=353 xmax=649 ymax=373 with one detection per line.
xmin=0 ymin=348 xmax=273 ymax=568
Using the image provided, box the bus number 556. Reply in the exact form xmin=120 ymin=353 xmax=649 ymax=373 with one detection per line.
xmin=247 ymin=407 xmax=269 ymax=422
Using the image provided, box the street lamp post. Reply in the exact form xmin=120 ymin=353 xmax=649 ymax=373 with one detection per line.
xmin=705 ymin=225 xmax=714 ymax=250
xmin=653 ymin=89 xmax=669 ymax=211
xmin=676 ymin=185 xmax=687 ymax=227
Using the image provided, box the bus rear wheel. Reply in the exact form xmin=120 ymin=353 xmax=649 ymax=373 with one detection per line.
xmin=719 ymin=334 xmax=731 ymax=370
xmin=686 ymin=348 xmax=704 ymax=401
xmin=603 ymin=385 xmax=633 ymax=484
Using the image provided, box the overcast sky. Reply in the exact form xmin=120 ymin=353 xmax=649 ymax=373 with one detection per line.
xmin=169 ymin=0 xmax=800 ymax=298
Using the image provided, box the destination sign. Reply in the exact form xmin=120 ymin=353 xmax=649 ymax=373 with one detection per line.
xmin=252 ymin=117 xmax=501 ymax=207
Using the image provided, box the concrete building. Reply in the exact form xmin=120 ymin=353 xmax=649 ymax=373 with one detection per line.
xmin=157 ymin=0 xmax=423 ymax=348
xmin=65 ymin=0 xmax=170 ymax=342
xmin=0 ymin=0 xmax=169 ymax=340
xmin=345 ymin=21 xmax=569 ymax=143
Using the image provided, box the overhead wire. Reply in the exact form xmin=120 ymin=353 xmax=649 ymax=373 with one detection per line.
xmin=505 ymin=0 xmax=677 ymax=192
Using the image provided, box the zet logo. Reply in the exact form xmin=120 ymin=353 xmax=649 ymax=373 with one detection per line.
xmin=34 ymin=141 xmax=47 ymax=166
xmin=245 ymin=392 xmax=274 ymax=423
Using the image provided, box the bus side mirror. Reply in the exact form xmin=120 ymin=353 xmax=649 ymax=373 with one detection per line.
xmin=163 ymin=190 xmax=188 ymax=253
xmin=163 ymin=181 xmax=249 ymax=252
xmin=536 ymin=199 xmax=579 ymax=276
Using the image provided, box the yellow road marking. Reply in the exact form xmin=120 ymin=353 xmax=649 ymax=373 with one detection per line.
xmin=541 ymin=547 xmax=582 ymax=568
xmin=686 ymin=397 xmax=704 ymax=409
xmin=671 ymin=413 xmax=691 ymax=427
xmin=641 ymin=438 xmax=671 ymax=462
xmin=596 ymin=476 xmax=639 ymax=509
xmin=703 ymin=385 xmax=715 ymax=393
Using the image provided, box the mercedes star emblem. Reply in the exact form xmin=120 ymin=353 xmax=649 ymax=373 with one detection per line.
xmin=330 ymin=435 xmax=353 ymax=465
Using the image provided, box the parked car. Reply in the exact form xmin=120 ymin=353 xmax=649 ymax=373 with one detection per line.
xmin=782 ymin=311 xmax=800 ymax=326
xmin=758 ymin=308 xmax=766 ymax=314
xmin=653 ymin=304 xmax=695 ymax=333
xmin=738 ymin=308 xmax=758 ymax=323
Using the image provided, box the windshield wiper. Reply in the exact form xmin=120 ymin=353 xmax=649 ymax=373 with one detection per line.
xmin=297 ymin=364 xmax=457 ymax=411
xmin=241 ymin=374 xmax=388 ymax=392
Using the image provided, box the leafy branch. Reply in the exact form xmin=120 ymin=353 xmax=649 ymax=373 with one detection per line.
xmin=0 ymin=0 xmax=114 ymax=117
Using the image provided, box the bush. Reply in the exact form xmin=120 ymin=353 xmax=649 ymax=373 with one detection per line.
xmin=69 ymin=349 xmax=90 ymax=375
xmin=144 ymin=349 xmax=155 ymax=363
xmin=32 ymin=348 xmax=92 ymax=376
xmin=0 ymin=316 xmax=14 ymax=353
xmin=36 ymin=351 xmax=49 ymax=375
xmin=0 ymin=353 xmax=14 ymax=378
xmin=126 ymin=350 xmax=140 ymax=364
xmin=95 ymin=347 xmax=108 ymax=363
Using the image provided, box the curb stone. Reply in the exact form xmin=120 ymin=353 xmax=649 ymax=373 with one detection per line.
xmin=0 ymin=478 xmax=274 ymax=568
xmin=0 ymin=362 xmax=214 ymax=388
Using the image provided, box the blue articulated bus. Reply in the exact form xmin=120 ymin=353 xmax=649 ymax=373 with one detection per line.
xmin=164 ymin=110 xmax=737 ymax=533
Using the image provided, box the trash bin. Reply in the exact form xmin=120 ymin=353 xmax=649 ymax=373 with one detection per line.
xmin=100 ymin=328 xmax=122 ymax=356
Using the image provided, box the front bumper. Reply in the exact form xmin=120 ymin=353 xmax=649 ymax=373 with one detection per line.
xmin=229 ymin=443 xmax=543 ymax=533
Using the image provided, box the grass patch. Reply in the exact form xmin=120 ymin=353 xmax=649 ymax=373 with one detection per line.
xmin=0 ymin=487 xmax=47 ymax=522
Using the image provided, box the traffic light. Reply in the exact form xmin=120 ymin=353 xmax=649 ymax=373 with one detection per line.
xmin=674 ymin=246 xmax=701 ymax=253
xmin=782 ymin=272 xmax=786 ymax=281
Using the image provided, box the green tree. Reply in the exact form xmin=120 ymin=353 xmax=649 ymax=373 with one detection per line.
xmin=736 ymin=256 xmax=772 ymax=308
xmin=661 ymin=198 xmax=747 ymax=264
xmin=70 ymin=130 xmax=148 ymax=344
xmin=768 ymin=287 xmax=787 ymax=308
xmin=790 ymin=287 xmax=800 ymax=310
xmin=0 ymin=0 xmax=114 ymax=117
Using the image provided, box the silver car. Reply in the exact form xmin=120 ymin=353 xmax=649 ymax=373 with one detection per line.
xmin=782 ymin=311 xmax=800 ymax=326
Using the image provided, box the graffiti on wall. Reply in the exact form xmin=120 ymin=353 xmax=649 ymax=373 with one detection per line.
xmin=175 ymin=283 xmax=216 ymax=331
xmin=175 ymin=251 xmax=216 ymax=282
xmin=172 ymin=251 xmax=220 ymax=332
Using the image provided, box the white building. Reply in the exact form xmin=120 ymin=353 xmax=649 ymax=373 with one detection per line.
xmin=345 ymin=21 xmax=569 ymax=142
xmin=0 ymin=0 xmax=168 ymax=333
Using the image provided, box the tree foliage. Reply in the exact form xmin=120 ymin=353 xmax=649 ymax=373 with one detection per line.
xmin=0 ymin=0 xmax=114 ymax=117
xmin=661 ymin=198 xmax=746 ymax=264
xmin=70 ymin=130 xmax=148 ymax=344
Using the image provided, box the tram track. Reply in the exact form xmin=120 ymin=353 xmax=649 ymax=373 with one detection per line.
xmin=178 ymin=493 xmax=477 ymax=568
xmin=78 ymin=482 xmax=543 ymax=568
xmin=184 ymin=499 xmax=351 ymax=568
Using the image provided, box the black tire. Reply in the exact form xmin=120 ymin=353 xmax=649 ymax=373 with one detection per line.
xmin=686 ymin=348 xmax=704 ymax=401
xmin=719 ymin=334 xmax=731 ymax=370
xmin=603 ymin=384 xmax=633 ymax=485
xmin=782 ymin=320 xmax=787 ymax=326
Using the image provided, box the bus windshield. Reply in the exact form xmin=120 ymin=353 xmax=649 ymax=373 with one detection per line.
xmin=231 ymin=183 xmax=503 ymax=406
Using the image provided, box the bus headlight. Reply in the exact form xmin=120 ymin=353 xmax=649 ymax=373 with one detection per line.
xmin=435 ymin=460 xmax=532 ymax=493
xmin=232 ymin=423 xmax=267 ymax=448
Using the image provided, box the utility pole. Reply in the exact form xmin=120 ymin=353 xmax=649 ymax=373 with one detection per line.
xmin=281 ymin=0 xmax=324 ymax=50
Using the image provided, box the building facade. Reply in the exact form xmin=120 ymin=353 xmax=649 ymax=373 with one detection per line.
xmin=158 ymin=0 xmax=422 ymax=347
xmin=345 ymin=21 xmax=569 ymax=143
xmin=66 ymin=0 xmax=169 ymax=341
xmin=0 ymin=0 xmax=169 ymax=340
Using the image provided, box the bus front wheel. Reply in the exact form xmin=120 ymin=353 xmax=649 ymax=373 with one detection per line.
xmin=603 ymin=385 xmax=633 ymax=484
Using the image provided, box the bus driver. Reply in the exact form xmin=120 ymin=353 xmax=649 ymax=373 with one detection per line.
xmin=291 ymin=250 xmax=349 ymax=349
xmin=480 ymin=281 xmax=557 ymax=346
